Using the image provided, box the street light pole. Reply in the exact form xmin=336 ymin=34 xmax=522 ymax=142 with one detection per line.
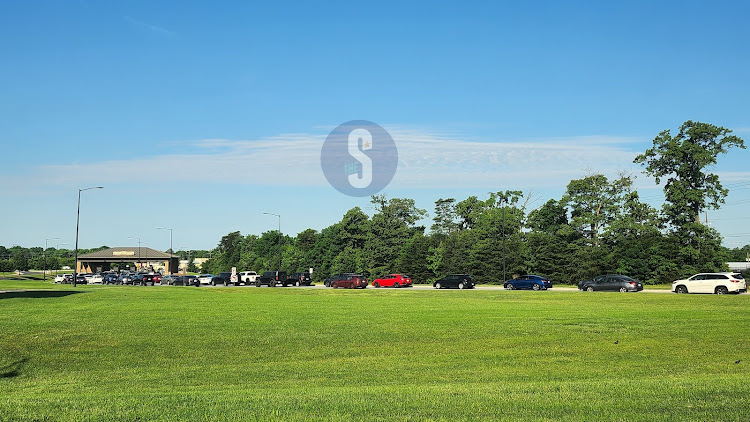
xmin=44 ymin=237 xmax=59 ymax=283
xmin=74 ymin=186 xmax=103 ymax=287
xmin=157 ymin=227 xmax=173 ymax=274
xmin=263 ymin=212 xmax=281 ymax=273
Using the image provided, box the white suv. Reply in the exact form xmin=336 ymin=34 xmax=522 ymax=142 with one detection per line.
xmin=239 ymin=271 xmax=258 ymax=284
xmin=672 ymin=272 xmax=747 ymax=294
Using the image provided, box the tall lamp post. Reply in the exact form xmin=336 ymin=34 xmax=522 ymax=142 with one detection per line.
xmin=128 ymin=237 xmax=142 ymax=271
xmin=263 ymin=212 xmax=281 ymax=273
xmin=74 ymin=186 xmax=103 ymax=287
xmin=44 ymin=237 xmax=59 ymax=283
xmin=157 ymin=227 xmax=173 ymax=274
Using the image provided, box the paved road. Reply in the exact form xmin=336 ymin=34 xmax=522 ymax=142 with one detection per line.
xmin=181 ymin=283 xmax=677 ymax=293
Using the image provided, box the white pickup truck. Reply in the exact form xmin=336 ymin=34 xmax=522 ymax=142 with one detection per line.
xmin=239 ymin=271 xmax=259 ymax=284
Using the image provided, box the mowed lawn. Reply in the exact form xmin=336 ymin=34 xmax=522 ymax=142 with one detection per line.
xmin=1 ymin=281 xmax=749 ymax=421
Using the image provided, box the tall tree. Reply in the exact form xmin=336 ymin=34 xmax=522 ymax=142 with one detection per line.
xmin=562 ymin=174 xmax=631 ymax=247
xmin=634 ymin=121 xmax=744 ymax=270
xmin=634 ymin=121 xmax=745 ymax=229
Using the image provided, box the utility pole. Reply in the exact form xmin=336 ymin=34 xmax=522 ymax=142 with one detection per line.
xmin=263 ymin=212 xmax=282 ymax=273
xmin=73 ymin=186 xmax=103 ymax=287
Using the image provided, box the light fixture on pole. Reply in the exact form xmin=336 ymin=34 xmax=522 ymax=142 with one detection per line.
xmin=74 ymin=186 xmax=103 ymax=287
xmin=44 ymin=237 xmax=59 ymax=283
xmin=157 ymin=227 xmax=173 ymax=274
xmin=263 ymin=212 xmax=282 ymax=273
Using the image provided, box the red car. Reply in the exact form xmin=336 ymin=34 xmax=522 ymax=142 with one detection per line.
xmin=328 ymin=273 xmax=368 ymax=289
xmin=372 ymin=274 xmax=412 ymax=288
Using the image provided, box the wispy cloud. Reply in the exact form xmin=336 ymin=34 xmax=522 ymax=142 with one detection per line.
xmin=0 ymin=126 xmax=656 ymax=196
xmin=124 ymin=15 xmax=176 ymax=37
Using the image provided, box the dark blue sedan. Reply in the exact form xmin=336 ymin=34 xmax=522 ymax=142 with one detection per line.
xmin=504 ymin=275 xmax=552 ymax=291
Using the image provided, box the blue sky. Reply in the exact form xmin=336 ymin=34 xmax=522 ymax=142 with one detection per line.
xmin=2 ymin=0 xmax=749 ymax=252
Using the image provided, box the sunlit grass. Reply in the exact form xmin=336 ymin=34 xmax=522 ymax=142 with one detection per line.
xmin=1 ymin=280 xmax=748 ymax=421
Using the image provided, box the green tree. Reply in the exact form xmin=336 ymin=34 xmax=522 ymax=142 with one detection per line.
xmin=634 ymin=121 xmax=744 ymax=269
xmin=11 ymin=252 xmax=30 ymax=272
xmin=634 ymin=120 xmax=745 ymax=229
xmin=562 ymin=174 xmax=631 ymax=247
xmin=366 ymin=195 xmax=427 ymax=277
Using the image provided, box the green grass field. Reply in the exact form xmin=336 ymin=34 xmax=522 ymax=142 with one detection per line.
xmin=1 ymin=280 xmax=748 ymax=421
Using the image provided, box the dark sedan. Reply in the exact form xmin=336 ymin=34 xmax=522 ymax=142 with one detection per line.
xmin=578 ymin=274 xmax=643 ymax=292
xmin=434 ymin=274 xmax=475 ymax=289
xmin=504 ymin=274 xmax=552 ymax=291
xmin=175 ymin=275 xmax=199 ymax=286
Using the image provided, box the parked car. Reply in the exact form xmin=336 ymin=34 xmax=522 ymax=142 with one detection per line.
xmin=118 ymin=274 xmax=135 ymax=285
xmin=212 ymin=272 xmax=235 ymax=286
xmin=54 ymin=274 xmax=71 ymax=283
xmin=239 ymin=271 xmax=259 ymax=284
xmin=198 ymin=274 xmax=215 ymax=285
xmin=433 ymin=274 xmax=474 ymax=289
xmin=103 ymin=274 xmax=119 ymax=284
xmin=256 ymin=271 xmax=289 ymax=287
xmin=372 ymin=274 xmax=412 ymax=288
xmin=161 ymin=275 xmax=180 ymax=285
xmin=152 ymin=274 xmax=162 ymax=284
xmin=89 ymin=274 xmax=104 ymax=284
xmin=75 ymin=274 xmax=88 ymax=284
xmin=132 ymin=274 xmax=156 ymax=286
xmin=323 ymin=273 xmax=356 ymax=287
xmin=672 ymin=272 xmax=747 ymax=294
xmin=578 ymin=275 xmax=643 ymax=292
xmin=288 ymin=272 xmax=312 ymax=286
xmin=504 ymin=274 xmax=552 ymax=291
xmin=175 ymin=275 xmax=199 ymax=286
xmin=328 ymin=273 xmax=368 ymax=289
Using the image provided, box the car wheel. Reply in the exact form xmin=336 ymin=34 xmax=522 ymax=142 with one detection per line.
xmin=459 ymin=283 xmax=465 ymax=290
xmin=373 ymin=282 xmax=380 ymax=288
xmin=332 ymin=283 xmax=338 ymax=289
xmin=619 ymin=287 xmax=628 ymax=293
xmin=675 ymin=285 xmax=688 ymax=294
xmin=393 ymin=282 xmax=400 ymax=288
xmin=505 ymin=283 xmax=514 ymax=290
xmin=435 ymin=282 xmax=441 ymax=289
xmin=295 ymin=280 xmax=300 ymax=287
xmin=586 ymin=286 xmax=594 ymax=292
xmin=211 ymin=280 xmax=215 ymax=286
xmin=532 ymin=283 xmax=541 ymax=291
xmin=716 ymin=286 xmax=729 ymax=295
xmin=255 ymin=281 xmax=261 ymax=287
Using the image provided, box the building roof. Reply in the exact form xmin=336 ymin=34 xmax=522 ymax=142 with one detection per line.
xmin=77 ymin=247 xmax=176 ymax=260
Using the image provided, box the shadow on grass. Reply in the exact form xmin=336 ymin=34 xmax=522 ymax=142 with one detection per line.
xmin=0 ymin=290 xmax=84 ymax=300
xmin=0 ymin=357 xmax=30 ymax=378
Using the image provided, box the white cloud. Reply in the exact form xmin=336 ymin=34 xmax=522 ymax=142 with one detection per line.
xmin=3 ymin=126 xmax=732 ymax=195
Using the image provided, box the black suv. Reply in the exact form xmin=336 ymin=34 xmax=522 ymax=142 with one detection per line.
xmin=132 ymin=274 xmax=156 ymax=286
xmin=433 ymin=274 xmax=474 ymax=289
xmin=256 ymin=271 xmax=289 ymax=287
xmin=212 ymin=272 xmax=235 ymax=286
xmin=288 ymin=272 xmax=312 ymax=286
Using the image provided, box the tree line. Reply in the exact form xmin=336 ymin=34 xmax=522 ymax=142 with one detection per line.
xmin=3 ymin=121 xmax=748 ymax=283
xmin=197 ymin=121 xmax=748 ymax=284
